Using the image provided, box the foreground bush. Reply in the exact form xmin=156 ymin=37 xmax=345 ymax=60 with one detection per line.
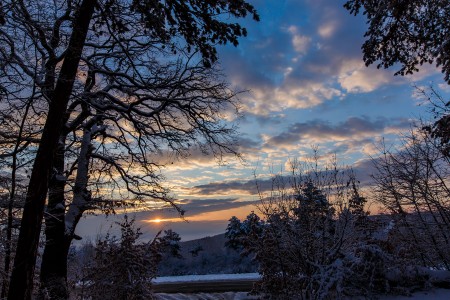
xmin=226 ymin=158 xmax=432 ymax=299
xmin=76 ymin=216 xmax=180 ymax=299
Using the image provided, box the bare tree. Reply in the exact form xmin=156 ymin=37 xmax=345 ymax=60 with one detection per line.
xmin=372 ymin=129 xmax=450 ymax=270
xmin=0 ymin=0 xmax=259 ymax=298
xmin=40 ymin=55 xmax=243 ymax=298
xmin=0 ymin=79 xmax=40 ymax=298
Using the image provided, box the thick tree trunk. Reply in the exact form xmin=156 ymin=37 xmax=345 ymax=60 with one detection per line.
xmin=39 ymin=136 xmax=69 ymax=299
xmin=39 ymin=121 xmax=95 ymax=299
xmin=39 ymin=236 xmax=72 ymax=300
xmin=7 ymin=1 xmax=96 ymax=299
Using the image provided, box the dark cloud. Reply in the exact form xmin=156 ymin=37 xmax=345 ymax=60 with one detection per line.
xmin=235 ymin=135 xmax=262 ymax=151
xmin=328 ymin=137 xmax=374 ymax=154
xmin=241 ymin=112 xmax=285 ymax=126
xmin=188 ymin=160 xmax=381 ymax=200
xmin=110 ymin=198 xmax=260 ymax=222
xmin=191 ymin=180 xmax=261 ymax=195
xmin=266 ymin=117 xmax=411 ymax=147
xmin=151 ymin=135 xmax=260 ymax=169
xmin=351 ymin=158 xmax=377 ymax=187
xmin=178 ymin=198 xmax=259 ymax=216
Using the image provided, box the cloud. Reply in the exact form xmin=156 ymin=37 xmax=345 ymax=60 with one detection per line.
xmin=338 ymin=60 xmax=394 ymax=93
xmin=190 ymin=180 xmax=261 ymax=196
xmin=139 ymin=198 xmax=260 ymax=231
xmin=318 ymin=21 xmax=338 ymax=39
xmin=264 ymin=116 xmax=412 ymax=148
xmin=151 ymin=133 xmax=261 ymax=172
xmin=216 ymin=0 xmax=439 ymax=115
xmin=287 ymin=26 xmax=311 ymax=54
xmin=274 ymin=82 xmax=343 ymax=110
xmin=438 ymin=83 xmax=450 ymax=92
xmin=177 ymin=198 xmax=256 ymax=215
xmin=186 ymin=157 xmax=384 ymax=202
xmin=241 ymin=112 xmax=286 ymax=126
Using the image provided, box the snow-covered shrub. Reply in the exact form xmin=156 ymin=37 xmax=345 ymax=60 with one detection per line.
xmin=226 ymin=158 xmax=382 ymax=299
xmin=80 ymin=215 xmax=180 ymax=300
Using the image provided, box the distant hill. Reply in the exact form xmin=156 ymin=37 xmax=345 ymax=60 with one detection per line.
xmin=158 ymin=233 xmax=257 ymax=276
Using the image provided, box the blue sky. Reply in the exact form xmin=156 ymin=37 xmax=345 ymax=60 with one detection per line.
xmin=77 ymin=0 xmax=450 ymax=241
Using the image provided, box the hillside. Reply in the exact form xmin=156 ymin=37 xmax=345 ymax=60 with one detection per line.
xmin=158 ymin=234 xmax=257 ymax=276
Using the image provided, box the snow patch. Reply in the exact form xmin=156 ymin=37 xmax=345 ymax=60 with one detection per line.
xmin=155 ymin=292 xmax=258 ymax=300
xmin=154 ymin=273 xmax=260 ymax=284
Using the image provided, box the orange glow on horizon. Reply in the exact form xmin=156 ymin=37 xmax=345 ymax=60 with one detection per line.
xmin=142 ymin=203 xmax=257 ymax=224
xmin=145 ymin=217 xmax=182 ymax=223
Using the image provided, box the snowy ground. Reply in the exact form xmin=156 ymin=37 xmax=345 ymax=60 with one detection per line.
xmin=154 ymin=273 xmax=260 ymax=284
xmin=155 ymin=292 xmax=257 ymax=300
xmin=155 ymin=289 xmax=450 ymax=300
xmin=153 ymin=273 xmax=258 ymax=294
xmin=154 ymin=273 xmax=450 ymax=299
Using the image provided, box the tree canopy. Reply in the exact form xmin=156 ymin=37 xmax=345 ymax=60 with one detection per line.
xmin=344 ymin=0 xmax=450 ymax=83
xmin=0 ymin=0 xmax=259 ymax=298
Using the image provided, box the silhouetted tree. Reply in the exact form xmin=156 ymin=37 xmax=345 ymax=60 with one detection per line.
xmin=416 ymin=86 xmax=450 ymax=158
xmin=372 ymin=129 xmax=450 ymax=270
xmin=345 ymin=0 xmax=450 ymax=161
xmin=344 ymin=0 xmax=450 ymax=83
xmin=226 ymin=158 xmax=380 ymax=299
xmin=0 ymin=0 xmax=259 ymax=298
xmin=81 ymin=216 xmax=180 ymax=300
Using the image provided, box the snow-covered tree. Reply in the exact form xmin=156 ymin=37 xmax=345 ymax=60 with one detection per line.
xmin=0 ymin=0 xmax=259 ymax=297
xmin=226 ymin=158 xmax=383 ymax=299
xmin=0 ymin=0 xmax=259 ymax=299
xmin=81 ymin=215 xmax=180 ymax=300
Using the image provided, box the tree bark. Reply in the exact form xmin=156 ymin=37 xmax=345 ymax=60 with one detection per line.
xmin=39 ymin=135 xmax=69 ymax=299
xmin=7 ymin=1 xmax=96 ymax=299
xmin=39 ymin=120 xmax=96 ymax=299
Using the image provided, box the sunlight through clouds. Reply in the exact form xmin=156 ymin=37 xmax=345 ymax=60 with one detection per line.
xmin=75 ymin=0 xmax=450 ymax=241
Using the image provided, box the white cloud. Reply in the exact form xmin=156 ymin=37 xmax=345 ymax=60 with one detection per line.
xmin=275 ymin=83 xmax=342 ymax=109
xmin=338 ymin=60 xmax=393 ymax=93
xmin=318 ymin=22 xmax=338 ymax=38
xmin=438 ymin=83 xmax=450 ymax=92
xmin=240 ymin=80 xmax=342 ymax=115
xmin=287 ymin=25 xmax=311 ymax=55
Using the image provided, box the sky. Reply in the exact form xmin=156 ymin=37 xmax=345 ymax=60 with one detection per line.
xmin=76 ymin=0 xmax=450 ymax=242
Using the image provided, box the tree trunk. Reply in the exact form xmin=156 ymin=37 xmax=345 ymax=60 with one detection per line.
xmin=39 ymin=232 xmax=71 ymax=300
xmin=1 ymin=99 xmax=31 ymax=298
xmin=39 ymin=120 xmax=96 ymax=299
xmin=7 ymin=1 xmax=96 ymax=299
xmin=65 ymin=121 xmax=97 ymax=236
xmin=39 ymin=135 xmax=69 ymax=299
